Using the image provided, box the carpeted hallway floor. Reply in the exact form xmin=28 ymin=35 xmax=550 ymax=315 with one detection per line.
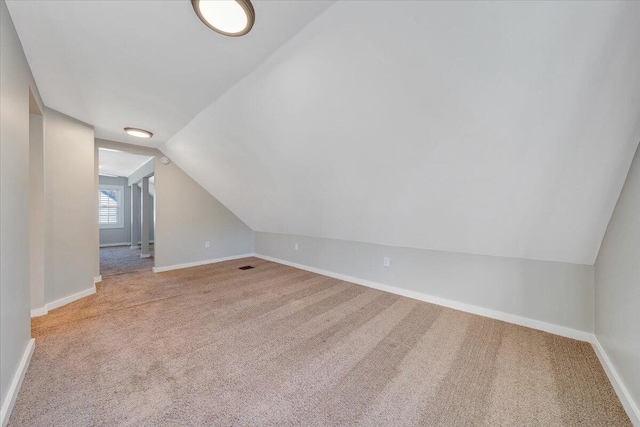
xmin=100 ymin=245 xmax=154 ymax=277
xmin=9 ymin=257 xmax=630 ymax=426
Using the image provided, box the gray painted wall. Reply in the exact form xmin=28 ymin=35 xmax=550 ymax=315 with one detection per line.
xmin=147 ymin=194 xmax=155 ymax=243
xmin=595 ymin=143 xmax=640 ymax=415
xmin=255 ymin=232 xmax=594 ymax=333
xmin=29 ymin=114 xmax=45 ymax=311
xmin=44 ymin=108 xmax=96 ymax=303
xmin=128 ymin=192 xmax=155 ymax=246
xmin=130 ymin=183 xmax=141 ymax=251
xmin=127 ymin=158 xmax=156 ymax=244
xmin=0 ymin=0 xmax=44 ymax=419
xmin=99 ymin=176 xmax=131 ymax=246
xmin=95 ymin=139 xmax=254 ymax=275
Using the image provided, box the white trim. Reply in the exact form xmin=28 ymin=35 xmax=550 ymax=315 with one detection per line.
xmin=30 ymin=307 xmax=48 ymax=318
xmin=152 ymin=253 xmax=253 ymax=273
xmin=46 ymin=285 xmax=96 ymax=312
xmin=0 ymin=339 xmax=35 ymax=427
xmin=251 ymin=253 xmax=592 ymax=342
xmin=140 ymin=253 xmax=151 ymax=259
xmin=94 ymin=275 xmax=102 ymax=284
xmin=99 ymin=242 xmax=131 ymax=248
xmin=591 ymin=337 xmax=640 ymax=425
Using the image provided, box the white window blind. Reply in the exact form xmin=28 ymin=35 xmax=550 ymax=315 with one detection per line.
xmin=99 ymin=185 xmax=124 ymax=228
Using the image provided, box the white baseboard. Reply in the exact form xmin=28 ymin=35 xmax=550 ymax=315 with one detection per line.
xmin=152 ymin=253 xmax=253 ymax=273
xmin=0 ymin=338 xmax=35 ymax=427
xmin=252 ymin=253 xmax=592 ymax=342
xmin=140 ymin=253 xmax=151 ymax=259
xmin=46 ymin=285 xmax=96 ymax=312
xmin=591 ymin=337 xmax=640 ymax=426
xmin=30 ymin=307 xmax=48 ymax=318
xmin=94 ymin=275 xmax=102 ymax=284
xmin=99 ymin=242 xmax=131 ymax=248
xmin=30 ymin=286 xmax=96 ymax=317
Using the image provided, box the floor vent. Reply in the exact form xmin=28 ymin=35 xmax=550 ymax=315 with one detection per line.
xmin=239 ymin=266 xmax=254 ymax=270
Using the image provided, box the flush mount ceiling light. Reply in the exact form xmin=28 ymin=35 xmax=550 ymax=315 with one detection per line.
xmin=124 ymin=127 xmax=153 ymax=138
xmin=192 ymin=0 xmax=255 ymax=37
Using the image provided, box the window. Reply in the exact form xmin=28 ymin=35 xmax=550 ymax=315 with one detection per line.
xmin=99 ymin=185 xmax=124 ymax=229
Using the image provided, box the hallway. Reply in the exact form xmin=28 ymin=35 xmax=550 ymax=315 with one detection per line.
xmin=100 ymin=245 xmax=153 ymax=277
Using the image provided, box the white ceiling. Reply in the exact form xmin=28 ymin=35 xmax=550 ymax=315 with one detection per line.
xmin=7 ymin=1 xmax=640 ymax=265
xmin=163 ymin=1 xmax=640 ymax=265
xmin=99 ymin=148 xmax=152 ymax=178
xmin=6 ymin=0 xmax=334 ymax=146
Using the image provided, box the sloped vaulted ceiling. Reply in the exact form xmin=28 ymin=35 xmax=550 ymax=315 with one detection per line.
xmin=9 ymin=1 xmax=640 ymax=265
xmin=5 ymin=0 xmax=335 ymax=145
xmin=163 ymin=1 xmax=640 ymax=265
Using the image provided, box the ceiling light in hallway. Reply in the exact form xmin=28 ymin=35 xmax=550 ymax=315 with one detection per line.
xmin=192 ymin=0 xmax=255 ymax=37
xmin=124 ymin=127 xmax=153 ymax=138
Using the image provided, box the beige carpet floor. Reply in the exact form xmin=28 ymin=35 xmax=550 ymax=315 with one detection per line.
xmin=100 ymin=245 xmax=153 ymax=277
xmin=9 ymin=257 xmax=630 ymax=426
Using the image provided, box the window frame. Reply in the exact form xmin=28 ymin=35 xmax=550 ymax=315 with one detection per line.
xmin=98 ymin=184 xmax=125 ymax=229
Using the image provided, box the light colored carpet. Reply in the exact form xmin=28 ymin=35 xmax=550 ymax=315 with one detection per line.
xmin=100 ymin=245 xmax=153 ymax=277
xmin=9 ymin=257 xmax=630 ymax=426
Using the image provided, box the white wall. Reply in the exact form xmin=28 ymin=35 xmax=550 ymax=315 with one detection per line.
xmin=255 ymin=232 xmax=594 ymax=334
xmin=595 ymin=142 xmax=640 ymax=422
xmin=29 ymin=114 xmax=45 ymax=311
xmin=96 ymin=139 xmax=254 ymax=272
xmin=0 ymin=0 xmax=44 ymax=422
xmin=164 ymin=0 xmax=640 ymax=266
xmin=44 ymin=108 xmax=96 ymax=303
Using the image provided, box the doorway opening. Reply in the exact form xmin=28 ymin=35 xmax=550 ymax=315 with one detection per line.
xmin=29 ymin=88 xmax=45 ymax=315
xmin=98 ymin=148 xmax=155 ymax=277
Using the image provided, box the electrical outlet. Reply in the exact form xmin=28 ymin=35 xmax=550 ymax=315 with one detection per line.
xmin=205 ymin=241 xmax=210 ymax=248
xmin=295 ymin=243 xmax=299 ymax=251
xmin=383 ymin=256 xmax=390 ymax=267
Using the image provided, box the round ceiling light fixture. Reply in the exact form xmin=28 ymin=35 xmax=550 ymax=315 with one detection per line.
xmin=124 ymin=127 xmax=153 ymax=138
xmin=191 ymin=0 xmax=255 ymax=37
